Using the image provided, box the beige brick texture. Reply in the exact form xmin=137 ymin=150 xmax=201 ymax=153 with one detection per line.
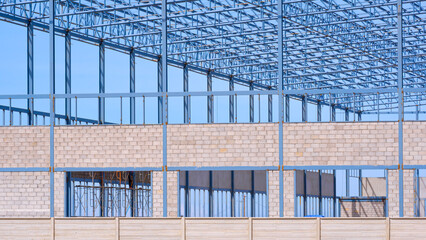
xmin=268 ymin=170 xmax=280 ymax=217
xmin=388 ymin=169 xmax=415 ymax=217
xmin=152 ymin=171 xmax=178 ymax=217
xmin=340 ymin=201 xmax=385 ymax=217
xmin=0 ymin=172 xmax=50 ymax=217
xmin=54 ymin=125 xmax=163 ymax=168
xmin=388 ymin=170 xmax=399 ymax=217
xmin=167 ymin=123 xmax=279 ymax=167
xmin=152 ymin=171 xmax=163 ymax=217
xmin=0 ymin=126 xmax=49 ymax=168
xmin=283 ymin=170 xmax=295 ymax=217
xmin=55 ymin=172 xmax=65 ymax=217
xmin=283 ymin=122 xmax=398 ymax=166
xmin=404 ymin=122 xmax=426 ymax=165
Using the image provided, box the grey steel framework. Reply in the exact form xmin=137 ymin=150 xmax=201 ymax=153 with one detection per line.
xmin=0 ymin=0 xmax=425 ymax=218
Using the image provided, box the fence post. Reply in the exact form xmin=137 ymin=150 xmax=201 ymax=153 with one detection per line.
xmin=386 ymin=218 xmax=390 ymax=240
xmin=248 ymin=217 xmax=253 ymax=240
xmin=51 ymin=218 xmax=55 ymax=240
xmin=317 ymin=218 xmax=321 ymax=240
xmin=182 ymin=217 xmax=186 ymax=240
xmin=116 ymin=217 xmax=120 ymax=240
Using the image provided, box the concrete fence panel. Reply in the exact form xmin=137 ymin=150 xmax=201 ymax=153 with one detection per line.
xmin=185 ymin=218 xmax=249 ymax=240
xmin=0 ymin=218 xmax=52 ymax=240
xmin=321 ymin=218 xmax=387 ymax=240
xmin=120 ymin=218 xmax=182 ymax=240
xmin=252 ymin=218 xmax=318 ymax=239
xmin=390 ymin=218 xmax=426 ymax=239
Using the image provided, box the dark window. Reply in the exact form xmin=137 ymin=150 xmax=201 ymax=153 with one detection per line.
xmin=66 ymin=171 xmax=152 ymax=217
xmin=179 ymin=170 xmax=267 ymax=217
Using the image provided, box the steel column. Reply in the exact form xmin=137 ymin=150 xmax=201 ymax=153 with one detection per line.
xmin=130 ymin=49 xmax=135 ymax=124
xmin=98 ymin=41 xmax=105 ymax=124
xmin=250 ymin=82 xmax=254 ymax=122
xmin=229 ymin=76 xmax=234 ymax=123
xmin=302 ymin=94 xmax=307 ymax=122
xmin=183 ymin=63 xmax=189 ymax=123
xmin=65 ymin=31 xmax=71 ymax=125
xmin=317 ymin=101 xmax=321 ymax=122
xmin=345 ymin=109 xmax=349 ymax=122
xmin=27 ymin=21 xmax=34 ymax=125
xmin=48 ymin=0 xmax=55 ymax=218
xmin=277 ymin=0 xmax=284 ymax=217
xmin=397 ymin=0 xmax=404 ymax=217
xmin=161 ymin=0 xmax=168 ymax=217
xmin=158 ymin=56 xmax=163 ymax=124
xmin=332 ymin=105 xmax=336 ymax=122
xmin=285 ymin=95 xmax=290 ymax=122
xmin=207 ymin=70 xmax=213 ymax=123
xmin=268 ymin=94 xmax=272 ymax=122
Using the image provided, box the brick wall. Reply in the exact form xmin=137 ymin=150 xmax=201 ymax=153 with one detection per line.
xmin=340 ymin=201 xmax=385 ymax=217
xmin=284 ymin=122 xmax=398 ymax=166
xmin=388 ymin=169 xmax=415 ymax=217
xmin=0 ymin=126 xmax=49 ymax=168
xmin=152 ymin=171 xmax=178 ymax=217
xmin=167 ymin=124 xmax=279 ymax=167
xmin=283 ymin=170 xmax=295 ymax=217
xmin=1 ymin=122 xmax=425 ymax=218
xmin=0 ymin=172 xmax=50 ymax=217
xmin=152 ymin=171 xmax=163 ymax=217
xmin=388 ymin=170 xmax=399 ymax=217
xmin=404 ymin=122 xmax=426 ymax=165
xmin=55 ymin=172 xmax=65 ymax=217
xmin=268 ymin=170 xmax=280 ymax=217
xmin=54 ymin=125 xmax=163 ymax=168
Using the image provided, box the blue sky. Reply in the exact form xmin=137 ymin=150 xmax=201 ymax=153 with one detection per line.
xmin=0 ymin=20 xmax=417 ymax=125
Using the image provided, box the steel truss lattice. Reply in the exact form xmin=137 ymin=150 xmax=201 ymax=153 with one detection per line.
xmin=0 ymin=0 xmax=425 ymax=113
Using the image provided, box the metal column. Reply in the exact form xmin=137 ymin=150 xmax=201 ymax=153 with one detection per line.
xmin=345 ymin=108 xmax=349 ymax=122
xmin=98 ymin=41 xmax=105 ymax=124
xmin=285 ymin=95 xmax=289 ymax=122
xmin=229 ymin=76 xmax=234 ymax=123
xmin=268 ymin=94 xmax=273 ymax=122
xmin=27 ymin=21 xmax=34 ymax=125
xmin=397 ymin=0 xmax=404 ymax=217
xmin=302 ymin=94 xmax=307 ymax=122
xmin=332 ymin=105 xmax=336 ymax=122
xmin=183 ymin=63 xmax=189 ymax=123
xmin=49 ymin=0 xmax=55 ymax=218
xmin=207 ymin=70 xmax=213 ymax=123
xmin=65 ymin=31 xmax=71 ymax=125
xmin=161 ymin=0 xmax=168 ymax=217
xmin=277 ymin=0 xmax=284 ymax=217
xmin=250 ymin=82 xmax=254 ymax=122
xmin=317 ymin=101 xmax=321 ymax=122
xmin=130 ymin=49 xmax=135 ymax=124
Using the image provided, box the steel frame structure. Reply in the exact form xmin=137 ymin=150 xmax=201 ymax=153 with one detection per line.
xmin=0 ymin=0 xmax=425 ymax=218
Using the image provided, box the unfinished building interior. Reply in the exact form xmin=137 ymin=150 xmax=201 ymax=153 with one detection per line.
xmin=0 ymin=0 xmax=426 ymax=238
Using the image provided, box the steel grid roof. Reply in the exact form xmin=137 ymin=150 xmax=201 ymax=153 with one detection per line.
xmin=0 ymin=0 xmax=425 ymax=113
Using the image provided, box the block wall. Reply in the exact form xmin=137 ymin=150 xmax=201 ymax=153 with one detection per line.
xmin=0 ymin=126 xmax=49 ymax=168
xmin=404 ymin=122 xmax=426 ymax=165
xmin=152 ymin=171 xmax=178 ymax=217
xmin=167 ymin=124 xmax=279 ymax=167
xmin=283 ymin=122 xmax=398 ymax=166
xmin=268 ymin=170 xmax=280 ymax=217
xmin=388 ymin=169 xmax=415 ymax=217
xmin=283 ymin=170 xmax=294 ymax=217
xmin=340 ymin=201 xmax=385 ymax=217
xmin=0 ymin=172 xmax=50 ymax=217
xmin=54 ymin=125 xmax=163 ymax=168
xmin=1 ymin=121 xmax=425 ymax=218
